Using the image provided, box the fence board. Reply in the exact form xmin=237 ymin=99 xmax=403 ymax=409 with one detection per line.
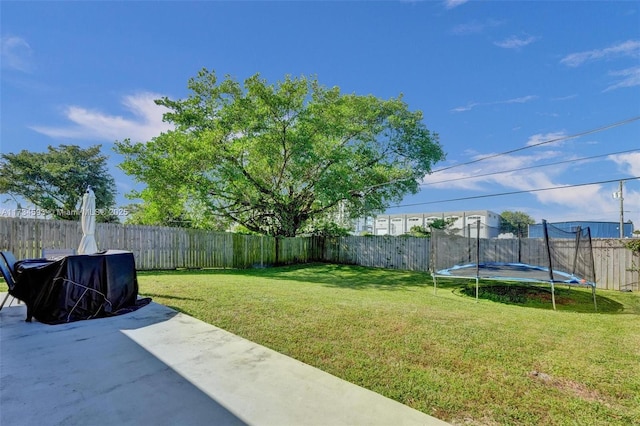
xmin=0 ymin=217 xmax=637 ymax=290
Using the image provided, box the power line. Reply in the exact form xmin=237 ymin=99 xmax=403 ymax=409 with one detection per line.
xmin=394 ymin=176 xmax=640 ymax=208
xmin=432 ymin=115 xmax=640 ymax=174
xmin=421 ymin=148 xmax=640 ymax=186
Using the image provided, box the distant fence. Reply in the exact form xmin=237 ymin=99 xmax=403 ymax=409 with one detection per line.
xmin=319 ymin=235 xmax=638 ymax=292
xmin=0 ymin=217 xmax=637 ymax=291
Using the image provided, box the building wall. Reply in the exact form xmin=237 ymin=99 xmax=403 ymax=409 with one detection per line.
xmin=353 ymin=210 xmax=502 ymax=238
xmin=528 ymin=221 xmax=635 ymax=238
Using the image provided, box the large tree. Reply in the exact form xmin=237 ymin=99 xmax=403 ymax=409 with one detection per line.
xmin=116 ymin=69 xmax=445 ymax=237
xmin=0 ymin=144 xmax=118 ymax=222
xmin=500 ymin=210 xmax=535 ymax=237
xmin=122 ymin=197 xmax=228 ymax=230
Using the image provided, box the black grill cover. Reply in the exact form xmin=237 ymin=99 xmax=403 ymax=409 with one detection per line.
xmin=12 ymin=251 xmax=150 ymax=324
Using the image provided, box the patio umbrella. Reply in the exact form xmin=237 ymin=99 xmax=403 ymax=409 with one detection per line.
xmin=78 ymin=186 xmax=99 ymax=254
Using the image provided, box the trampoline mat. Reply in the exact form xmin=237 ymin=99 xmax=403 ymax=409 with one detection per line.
xmin=436 ymin=262 xmax=591 ymax=285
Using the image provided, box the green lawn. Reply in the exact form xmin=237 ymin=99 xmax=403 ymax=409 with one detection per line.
xmin=138 ymin=264 xmax=640 ymax=425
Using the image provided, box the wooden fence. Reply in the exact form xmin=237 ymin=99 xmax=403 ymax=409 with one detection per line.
xmin=0 ymin=217 xmax=637 ymax=291
xmin=0 ymin=218 xmax=315 ymax=270
xmin=319 ymin=235 xmax=638 ymax=291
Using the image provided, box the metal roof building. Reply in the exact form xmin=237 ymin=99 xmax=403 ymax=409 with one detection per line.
xmin=528 ymin=221 xmax=635 ymax=238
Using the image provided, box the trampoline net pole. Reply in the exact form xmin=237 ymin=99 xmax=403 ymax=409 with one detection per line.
xmin=430 ymin=225 xmax=437 ymax=295
xmin=588 ymin=227 xmax=597 ymax=312
xmin=475 ymin=277 xmax=479 ymax=302
xmin=571 ymin=226 xmax=582 ymax=277
xmin=476 ymin=220 xmax=480 ymax=303
xmin=542 ymin=219 xmax=557 ymax=311
xmin=518 ymin=224 xmax=522 ymax=263
xmin=475 ymin=219 xmax=480 ymax=278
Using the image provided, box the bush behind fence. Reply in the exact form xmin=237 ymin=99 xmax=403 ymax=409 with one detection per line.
xmin=0 ymin=217 xmax=637 ymax=291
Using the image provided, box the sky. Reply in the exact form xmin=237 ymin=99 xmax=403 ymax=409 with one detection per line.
xmin=1 ymin=1 xmax=639 ymax=230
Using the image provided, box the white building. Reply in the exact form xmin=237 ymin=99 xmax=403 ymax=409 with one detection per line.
xmin=353 ymin=210 xmax=502 ymax=238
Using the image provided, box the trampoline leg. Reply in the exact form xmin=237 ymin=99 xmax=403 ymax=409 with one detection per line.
xmin=475 ymin=277 xmax=479 ymax=303
xmin=550 ymin=281 xmax=556 ymax=311
xmin=592 ymin=285 xmax=597 ymax=312
xmin=431 ymin=273 xmax=437 ymax=295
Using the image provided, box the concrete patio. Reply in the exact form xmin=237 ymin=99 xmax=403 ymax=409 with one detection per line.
xmin=0 ymin=295 xmax=449 ymax=425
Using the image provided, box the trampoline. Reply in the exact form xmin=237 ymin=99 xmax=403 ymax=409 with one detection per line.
xmin=437 ymin=262 xmax=590 ymax=284
xmin=430 ymin=220 xmax=597 ymax=311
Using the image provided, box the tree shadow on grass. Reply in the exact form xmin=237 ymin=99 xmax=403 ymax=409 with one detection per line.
xmin=137 ymin=265 xmax=637 ymax=313
xmin=139 ymin=292 xmax=203 ymax=302
xmin=251 ymin=263 xmax=433 ymax=291
xmin=140 ymin=263 xmax=432 ymax=291
xmin=455 ymin=283 xmax=626 ymax=314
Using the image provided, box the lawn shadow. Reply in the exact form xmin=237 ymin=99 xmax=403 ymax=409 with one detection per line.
xmin=142 ymin=263 xmax=433 ymax=291
xmin=252 ymin=263 xmax=433 ymax=291
xmin=137 ymin=265 xmax=637 ymax=313
xmin=454 ymin=283 xmax=626 ymax=314
xmin=140 ymin=292 xmax=203 ymax=302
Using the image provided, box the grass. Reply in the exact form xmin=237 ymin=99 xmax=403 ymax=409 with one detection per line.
xmin=138 ymin=264 xmax=640 ymax=425
xmin=457 ymin=282 xmax=612 ymax=313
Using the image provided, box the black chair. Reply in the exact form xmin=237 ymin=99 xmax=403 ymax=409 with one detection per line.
xmin=0 ymin=251 xmax=19 ymax=311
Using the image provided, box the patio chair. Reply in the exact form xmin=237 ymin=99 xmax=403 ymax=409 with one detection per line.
xmin=0 ymin=251 xmax=19 ymax=311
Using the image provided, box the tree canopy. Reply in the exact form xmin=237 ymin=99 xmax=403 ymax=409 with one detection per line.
xmin=116 ymin=69 xmax=445 ymax=237
xmin=406 ymin=217 xmax=456 ymax=237
xmin=122 ymin=198 xmax=228 ymax=230
xmin=0 ymin=144 xmax=118 ymax=222
xmin=500 ymin=210 xmax=535 ymax=237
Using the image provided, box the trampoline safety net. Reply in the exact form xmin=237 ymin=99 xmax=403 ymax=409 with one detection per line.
xmin=430 ymin=219 xmax=596 ymax=286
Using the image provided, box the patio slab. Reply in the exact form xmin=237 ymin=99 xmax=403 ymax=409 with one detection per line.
xmin=0 ymin=296 xmax=449 ymax=426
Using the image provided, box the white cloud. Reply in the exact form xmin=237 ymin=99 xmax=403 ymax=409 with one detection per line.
xmin=560 ymin=40 xmax=640 ymax=67
xmin=443 ymin=0 xmax=469 ymax=9
xmin=451 ymin=95 xmax=537 ymax=113
xmin=609 ymin=152 xmax=640 ymax=176
xmin=422 ymin=149 xmax=640 ymax=221
xmin=534 ymin=184 xmax=608 ymax=215
xmin=422 ymin=151 xmax=563 ymax=191
xmin=421 ymin=148 xmax=640 ymax=225
xmin=525 ymin=131 xmax=569 ymax=147
xmin=604 ymin=66 xmax=640 ymax=92
xmin=551 ymin=94 xmax=578 ymax=101
xmin=1 ymin=36 xmax=34 ymax=72
xmin=494 ymin=35 xmax=538 ymax=49
xmin=450 ymin=102 xmax=479 ymax=112
xmin=31 ymin=92 xmax=173 ymax=142
xmin=505 ymin=95 xmax=538 ymax=104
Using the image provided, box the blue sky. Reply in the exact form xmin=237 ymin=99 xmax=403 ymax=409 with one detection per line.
xmin=2 ymin=1 xmax=639 ymax=229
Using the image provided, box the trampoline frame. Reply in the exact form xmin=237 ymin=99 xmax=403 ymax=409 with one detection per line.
xmin=430 ymin=219 xmax=597 ymax=311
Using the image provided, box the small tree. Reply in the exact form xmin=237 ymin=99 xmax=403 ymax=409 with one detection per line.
xmin=500 ymin=211 xmax=535 ymax=238
xmin=624 ymin=239 xmax=640 ymax=291
xmin=407 ymin=225 xmax=430 ymax=237
xmin=405 ymin=218 xmax=454 ymax=237
xmin=123 ymin=195 xmax=228 ymax=230
xmin=0 ymin=144 xmax=118 ymax=222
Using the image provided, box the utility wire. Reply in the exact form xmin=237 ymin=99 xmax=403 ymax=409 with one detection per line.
xmin=394 ymin=176 xmax=640 ymax=208
xmin=421 ymin=148 xmax=640 ymax=186
xmin=431 ymin=115 xmax=640 ymax=174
